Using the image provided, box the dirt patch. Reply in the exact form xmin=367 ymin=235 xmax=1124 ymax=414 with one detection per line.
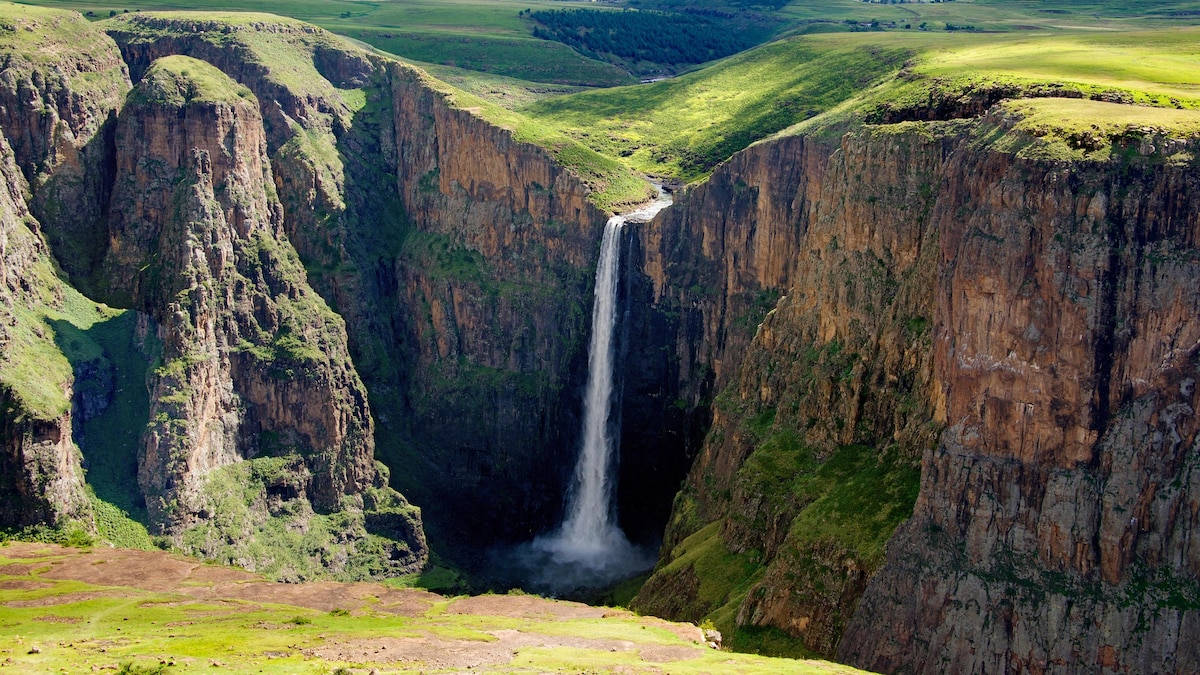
xmin=639 ymin=644 xmax=706 ymax=662
xmin=34 ymin=614 xmax=84 ymax=624
xmin=0 ymin=563 xmax=35 ymax=575
xmin=12 ymin=544 xmax=440 ymax=617
xmin=446 ymin=594 xmax=610 ymax=620
xmin=202 ymin=581 xmax=438 ymax=617
xmin=4 ymin=591 xmax=119 ymax=607
xmin=0 ymin=543 xmax=63 ymax=559
xmin=306 ymin=628 xmax=637 ymax=669
xmin=637 ymin=615 xmax=705 ymax=643
xmin=0 ymin=579 xmax=51 ymax=590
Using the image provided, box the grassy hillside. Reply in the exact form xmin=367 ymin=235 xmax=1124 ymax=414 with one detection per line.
xmin=519 ymin=34 xmax=917 ymax=181
xmin=516 ymin=25 xmax=1200 ymax=182
xmin=0 ymin=542 xmax=869 ymax=673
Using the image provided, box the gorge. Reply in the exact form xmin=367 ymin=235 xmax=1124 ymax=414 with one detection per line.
xmin=1 ymin=3 xmax=1199 ymax=673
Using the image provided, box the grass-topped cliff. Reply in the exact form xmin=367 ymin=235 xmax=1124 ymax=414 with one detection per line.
xmin=127 ymin=54 xmax=254 ymax=106
xmin=516 ymin=26 xmax=1200 ymax=182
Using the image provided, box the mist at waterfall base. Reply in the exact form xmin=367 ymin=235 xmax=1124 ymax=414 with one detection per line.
xmin=494 ymin=190 xmax=673 ymax=595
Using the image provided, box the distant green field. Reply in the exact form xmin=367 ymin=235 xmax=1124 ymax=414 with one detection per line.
xmin=519 ymin=34 xmax=916 ymax=180
xmin=518 ymin=25 xmax=1200 ymax=181
xmin=21 ymin=0 xmax=636 ymax=85
xmin=22 ymin=0 xmax=1200 ymax=91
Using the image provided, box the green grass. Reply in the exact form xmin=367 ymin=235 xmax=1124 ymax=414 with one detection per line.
xmin=26 ymin=0 xmax=633 ymax=85
xmin=0 ymin=543 xmax=866 ymax=673
xmin=0 ymin=223 xmax=153 ymax=547
xmin=985 ymin=97 xmax=1200 ymax=162
xmin=520 ymin=33 xmax=916 ymax=181
xmin=127 ymin=54 xmax=254 ymax=106
xmin=0 ymin=1 xmax=128 ymax=99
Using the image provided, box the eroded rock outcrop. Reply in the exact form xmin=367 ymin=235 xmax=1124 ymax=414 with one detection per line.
xmin=840 ymin=128 xmax=1200 ymax=674
xmin=97 ymin=54 xmax=424 ymax=577
xmin=0 ymin=4 xmax=129 ymax=284
xmin=630 ymin=127 xmax=946 ymax=655
xmin=102 ymin=14 xmax=614 ymax=554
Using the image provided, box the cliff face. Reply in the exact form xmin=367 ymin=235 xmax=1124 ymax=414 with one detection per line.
xmin=96 ymin=55 xmax=423 ymax=577
xmin=102 ymin=14 xmax=612 ymax=557
xmin=0 ymin=128 xmax=91 ymax=530
xmin=630 ymin=128 xmax=946 ymax=654
xmin=0 ymin=6 xmax=129 ymax=284
xmin=634 ymin=116 xmax=1200 ymax=669
xmin=840 ymin=131 xmax=1200 ymax=673
xmin=385 ymin=64 xmax=608 ymax=546
xmin=0 ymin=6 xmax=428 ymax=579
xmin=0 ymin=5 xmax=127 ymax=532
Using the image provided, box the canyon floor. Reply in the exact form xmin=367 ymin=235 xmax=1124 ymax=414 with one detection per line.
xmin=0 ymin=542 xmax=862 ymax=673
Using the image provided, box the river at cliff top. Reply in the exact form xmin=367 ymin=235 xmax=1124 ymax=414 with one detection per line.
xmin=492 ymin=186 xmax=672 ymax=596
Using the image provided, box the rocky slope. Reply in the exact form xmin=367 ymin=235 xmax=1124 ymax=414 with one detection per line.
xmin=1 ymin=6 xmax=630 ymax=577
xmin=0 ymin=129 xmax=91 ymax=531
xmin=628 ymin=126 xmax=945 ymax=656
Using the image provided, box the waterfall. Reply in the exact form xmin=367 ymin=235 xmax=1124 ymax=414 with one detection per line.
xmin=556 ymin=215 xmax=630 ymax=553
xmin=511 ymin=187 xmax=673 ymax=592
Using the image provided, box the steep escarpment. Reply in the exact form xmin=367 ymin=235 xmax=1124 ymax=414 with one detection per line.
xmin=0 ymin=129 xmax=91 ymax=531
xmin=101 ymin=13 xmax=619 ymax=558
xmin=635 ymin=109 xmax=1200 ymax=669
xmin=0 ymin=4 xmax=128 ymax=285
xmin=0 ymin=4 xmax=128 ymax=534
xmin=840 ymin=127 xmax=1200 ymax=673
xmin=630 ymin=127 xmax=948 ymax=655
xmin=98 ymin=55 xmax=423 ymax=578
xmin=0 ymin=4 xmax=429 ymax=580
xmin=384 ymin=64 xmax=609 ymax=548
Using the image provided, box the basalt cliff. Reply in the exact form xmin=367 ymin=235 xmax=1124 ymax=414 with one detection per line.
xmin=628 ymin=117 xmax=1200 ymax=670
xmin=1 ymin=4 xmax=1198 ymax=673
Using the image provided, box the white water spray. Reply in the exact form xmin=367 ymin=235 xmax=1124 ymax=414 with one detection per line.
xmin=515 ymin=187 xmax=673 ymax=591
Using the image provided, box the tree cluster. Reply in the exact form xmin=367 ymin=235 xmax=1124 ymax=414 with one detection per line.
xmin=529 ymin=8 xmax=772 ymax=66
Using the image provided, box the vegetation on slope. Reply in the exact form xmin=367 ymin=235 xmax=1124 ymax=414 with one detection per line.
xmin=784 ymin=27 xmax=1200 ymax=148
xmin=127 ymin=54 xmax=254 ymax=106
xmin=520 ymin=34 xmax=916 ymax=181
xmin=29 ymin=0 xmax=635 ymax=86
xmin=517 ymin=25 xmax=1200 ymax=183
xmin=528 ymin=7 xmax=779 ymax=74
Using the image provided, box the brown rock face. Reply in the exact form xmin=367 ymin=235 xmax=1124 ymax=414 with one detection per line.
xmin=102 ymin=58 xmax=385 ymax=540
xmin=636 ymin=117 xmax=1200 ymax=670
xmin=385 ymin=64 xmax=609 ymax=545
xmin=103 ymin=17 xmax=613 ymax=554
xmin=840 ymin=134 xmax=1200 ymax=674
xmin=0 ymin=8 xmax=129 ymax=284
xmin=630 ymin=129 xmax=947 ymax=654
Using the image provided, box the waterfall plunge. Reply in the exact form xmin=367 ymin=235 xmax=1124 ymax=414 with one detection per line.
xmin=512 ymin=189 xmax=673 ymax=593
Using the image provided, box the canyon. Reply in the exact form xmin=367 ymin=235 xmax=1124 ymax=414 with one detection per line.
xmin=0 ymin=3 xmax=1198 ymax=673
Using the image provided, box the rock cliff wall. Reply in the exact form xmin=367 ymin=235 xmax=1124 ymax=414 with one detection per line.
xmin=840 ymin=127 xmax=1200 ymax=674
xmin=630 ymin=127 xmax=946 ymax=655
xmin=634 ymin=116 xmax=1200 ymax=670
xmin=103 ymin=14 xmax=613 ymax=559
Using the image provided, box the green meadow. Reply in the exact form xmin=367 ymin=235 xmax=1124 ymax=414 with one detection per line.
xmin=0 ymin=542 xmax=868 ymax=673
xmin=25 ymin=0 xmax=636 ymax=85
